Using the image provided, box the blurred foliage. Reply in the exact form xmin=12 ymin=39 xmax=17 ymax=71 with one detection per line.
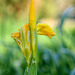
xmin=0 ymin=27 xmax=75 ymax=75
xmin=0 ymin=0 xmax=75 ymax=75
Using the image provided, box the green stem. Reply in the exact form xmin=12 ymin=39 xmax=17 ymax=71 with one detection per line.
xmin=29 ymin=60 xmax=37 ymax=75
xmin=24 ymin=67 xmax=29 ymax=75
xmin=30 ymin=24 xmax=37 ymax=75
xmin=30 ymin=27 xmax=37 ymax=61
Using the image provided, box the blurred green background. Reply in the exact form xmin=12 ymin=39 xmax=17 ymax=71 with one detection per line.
xmin=0 ymin=0 xmax=75 ymax=75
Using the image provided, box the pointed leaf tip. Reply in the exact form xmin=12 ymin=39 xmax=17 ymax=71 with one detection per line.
xmin=29 ymin=0 xmax=36 ymax=24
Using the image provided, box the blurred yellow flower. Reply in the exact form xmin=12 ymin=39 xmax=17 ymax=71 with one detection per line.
xmin=11 ymin=0 xmax=56 ymax=61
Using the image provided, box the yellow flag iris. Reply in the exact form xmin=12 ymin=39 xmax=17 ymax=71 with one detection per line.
xmin=11 ymin=0 xmax=56 ymax=60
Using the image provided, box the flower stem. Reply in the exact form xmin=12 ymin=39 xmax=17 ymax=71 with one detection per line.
xmin=30 ymin=25 xmax=37 ymax=75
xmin=30 ymin=27 xmax=37 ymax=61
xmin=29 ymin=60 xmax=37 ymax=75
xmin=24 ymin=67 xmax=29 ymax=75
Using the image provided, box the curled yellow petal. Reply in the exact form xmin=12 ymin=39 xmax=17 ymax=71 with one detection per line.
xmin=29 ymin=0 xmax=36 ymax=29
xmin=11 ymin=32 xmax=22 ymax=45
xmin=11 ymin=32 xmax=24 ymax=54
xmin=37 ymin=23 xmax=56 ymax=39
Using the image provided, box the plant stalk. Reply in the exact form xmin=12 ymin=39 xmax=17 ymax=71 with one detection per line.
xmin=30 ymin=25 xmax=37 ymax=75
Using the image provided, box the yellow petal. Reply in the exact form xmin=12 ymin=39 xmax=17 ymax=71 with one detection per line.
xmin=37 ymin=23 xmax=56 ymax=39
xmin=11 ymin=32 xmax=24 ymax=53
xmin=11 ymin=32 xmax=21 ymax=44
xmin=29 ymin=0 xmax=36 ymax=29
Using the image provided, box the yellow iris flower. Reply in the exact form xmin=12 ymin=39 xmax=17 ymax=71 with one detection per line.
xmin=11 ymin=0 xmax=56 ymax=61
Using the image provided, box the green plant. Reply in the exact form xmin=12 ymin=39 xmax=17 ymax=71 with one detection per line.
xmin=11 ymin=0 xmax=55 ymax=75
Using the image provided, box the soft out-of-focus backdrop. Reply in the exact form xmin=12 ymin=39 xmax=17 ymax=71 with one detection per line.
xmin=0 ymin=0 xmax=75 ymax=75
